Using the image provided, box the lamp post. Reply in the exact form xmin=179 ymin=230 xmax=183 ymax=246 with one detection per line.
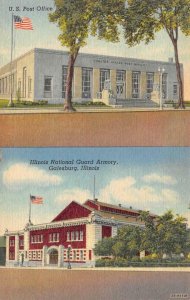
xmin=158 ymin=67 xmax=165 ymax=110
xmin=67 ymin=244 xmax=72 ymax=269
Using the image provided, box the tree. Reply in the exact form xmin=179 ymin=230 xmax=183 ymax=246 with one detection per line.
xmin=139 ymin=211 xmax=157 ymax=254
xmin=123 ymin=0 xmax=190 ymax=109
xmin=155 ymin=211 xmax=188 ymax=258
xmin=94 ymin=237 xmax=115 ymax=257
xmin=49 ymin=0 xmax=125 ymax=111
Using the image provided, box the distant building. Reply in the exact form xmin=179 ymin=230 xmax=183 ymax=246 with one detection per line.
xmin=0 ymin=236 xmax=6 ymax=266
xmin=4 ymin=199 xmax=156 ymax=268
xmin=0 ymin=48 xmax=183 ymax=107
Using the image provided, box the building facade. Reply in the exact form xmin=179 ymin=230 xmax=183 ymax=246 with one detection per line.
xmin=0 ymin=48 xmax=183 ymax=107
xmin=4 ymin=200 xmax=155 ymax=268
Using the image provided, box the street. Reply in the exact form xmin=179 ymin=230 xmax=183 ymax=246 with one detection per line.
xmin=0 ymin=268 xmax=189 ymax=300
xmin=0 ymin=110 xmax=190 ymax=147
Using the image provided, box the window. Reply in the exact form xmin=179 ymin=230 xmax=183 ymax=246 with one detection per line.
xmin=80 ymin=231 xmax=83 ymax=241
xmin=173 ymin=83 xmax=178 ymax=96
xmin=71 ymin=231 xmax=75 ymax=241
xmin=44 ymin=76 xmax=53 ymax=98
xmin=162 ymin=73 xmax=167 ymax=99
xmin=82 ymin=68 xmax=92 ymax=98
xmin=80 ymin=250 xmax=84 ymax=261
xmin=73 ymin=250 xmax=77 ymax=261
xmin=19 ymin=238 xmax=24 ymax=247
xmin=116 ymin=70 xmax=125 ymax=82
xmin=31 ymin=234 xmax=43 ymax=244
xmin=49 ymin=232 xmax=59 ymax=242
xmin=28 ymin=77 xmax=32 ymax=95
xmin=23 ymin=67 xmax=27 ymax=98
xmin=5 ymin=77 xmax=7 ymax=93
xmin=9 ymin=251 xmax=15 ymax=260
xmin=62 ymin=66 xmax=68 ymax=98
xmin=100 ymin=69 xmax=110 ymax=92
xmin=147 ymin=73 xmax=154 ymax=94
xmin=2 ymin=78 xmax=4 ymax=94
xmin=67 ymin=231 xmax=70 ymax=241
xmin=10 ymin=239 xmax=15 ymax=246
xmin=132 ymin=72 xmax=140 ymax=98
xmin=75 ymin=231 xmax=79 ymax=241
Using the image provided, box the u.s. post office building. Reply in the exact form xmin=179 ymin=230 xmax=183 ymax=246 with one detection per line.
xmin=0 ymin=48 xmax=183 ymax=107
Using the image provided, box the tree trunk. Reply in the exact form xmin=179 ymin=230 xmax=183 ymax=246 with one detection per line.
xmin=172 ymin=40 xmax=185 ymax=109
xmin=64 ymin=51 xmax=78 ymax=112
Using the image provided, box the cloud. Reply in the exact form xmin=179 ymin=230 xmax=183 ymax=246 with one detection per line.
xmin=98 ymin=176 xmax=179 ymax=212
xmin=55 ymin=188 xmax=92 ymax=206
xmin=143 ymin=173 xmax=177 ymax=185
xmin=3 ymin=163 xmax=62 ymax=189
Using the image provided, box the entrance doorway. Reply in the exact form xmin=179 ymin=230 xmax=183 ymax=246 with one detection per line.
xmin=116 ymin=82 xmax=125 ymax=99
xmin=49 ymin=249 xmax=58 ymax=265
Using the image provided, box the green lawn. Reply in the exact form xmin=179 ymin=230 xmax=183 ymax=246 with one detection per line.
xmin=0 ymin=99 xmax=111 ymax=109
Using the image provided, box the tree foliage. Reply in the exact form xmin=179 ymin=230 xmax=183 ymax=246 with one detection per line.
xmin=94 ymin=211 xmax=189 ymax=259
xmin=49 ymin=0 xmax=125 ymax=111
xmin=123 ymin=0 xmax=190 ymax=108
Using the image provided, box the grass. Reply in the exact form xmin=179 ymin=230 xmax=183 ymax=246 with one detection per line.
xmin=0 ymin=99 xmax=111 ymax=109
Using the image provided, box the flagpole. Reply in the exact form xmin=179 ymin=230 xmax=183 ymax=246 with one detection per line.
xmin=8 ymin=13 xmax=14 ymax=107
xmin=29 ymin=194 xmax=31 ymax=224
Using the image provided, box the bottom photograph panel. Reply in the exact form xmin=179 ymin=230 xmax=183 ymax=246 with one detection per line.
xmin=0 ymin=147 xmax=189 ymax=270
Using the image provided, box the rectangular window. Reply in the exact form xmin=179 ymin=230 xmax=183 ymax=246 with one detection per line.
xmin=10 ymin=239 xmax=15 ymax=246
xmin=28 ymin=77 xmax=32 ymax=96
xmin=71 ymin=231 xmax=75 ymax=241
xmin=9 ymin=251 xmax=15 ymax=260
xmin=73 ymin=250 xmax=77 ymax=261
xmin=44 ymin=76 xmax=53 ymax=98
xmin=75 ymin=231 xmax=79 ymax=241
xmin=2 ymin=78 xmax=4 ymax=94
xmin=173 ymin=83 xmax=178 ymax=96
xmin=23 ymin=67 xmax=27 ymax=98
xmin=80 ymin=250 xmax=84 ymax=261
xmin=100 ymin=69 xmax=110 ymax=92
xmin=62 ymin=66 xmax=68 ymax=98
xmin=116 ymin=70 xmax=126 ymax=82
xmin=49 ymin=232 xmax=59 ymax=242
xmin=132 ymin=72 xmax=140 ymax=98
xmin=80 ymin=231 xmax=83 ymax=241
xmin=162 ymin=73 xmax=167 ymax=99
xmin=67 ymin=232 xmax=70 ymax=241
xmin=146 ymin=72 xmax=154 ymax=94
xmin=82 ymin=68 xmax=92 ymax=98
xmin=5 ymin=77 xmax=7 ymax=93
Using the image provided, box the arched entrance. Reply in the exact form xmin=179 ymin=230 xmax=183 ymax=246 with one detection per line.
xmin=49 ymin=249 xmax=58 ymax=265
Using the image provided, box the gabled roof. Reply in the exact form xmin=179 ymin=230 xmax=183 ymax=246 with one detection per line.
xmin=52 ymin=201 xmax=92 ymax=222
xmin=84 ymin=199 xmax=156 ymax=218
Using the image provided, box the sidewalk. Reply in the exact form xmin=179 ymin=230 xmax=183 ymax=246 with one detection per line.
xmin=1 ymin=266 xmax=190 ymax=272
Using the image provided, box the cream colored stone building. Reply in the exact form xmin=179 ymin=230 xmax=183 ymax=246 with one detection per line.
xmin=0 ymin=48 xmax=183 ymax=107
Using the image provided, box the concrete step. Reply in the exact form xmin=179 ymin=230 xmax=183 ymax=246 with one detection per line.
xmin=116 ymin=99 xmax=159 ymax=108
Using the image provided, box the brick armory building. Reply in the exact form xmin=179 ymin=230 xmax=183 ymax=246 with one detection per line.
xmin=4 ymin=200 xmax=156 ymax=268
xmin=0 ymin=48 xmax=183 ymax=107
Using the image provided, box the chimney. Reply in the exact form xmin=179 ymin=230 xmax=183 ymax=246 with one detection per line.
xmin=168 ymin=57 xmax=173 ymax=63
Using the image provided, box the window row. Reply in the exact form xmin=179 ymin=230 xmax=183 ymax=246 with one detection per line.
xmin=29 ymin=250 xmax=43 ymax=261
xmin=30 ymin=230 xmax=84 ymax=244
xmin=67 ymin=230 xmax=84 ymax=241
xmin=44 ymin=68 xmax=170 ymax=99
xmin=0 ymin=74 xmax=15 ymax=94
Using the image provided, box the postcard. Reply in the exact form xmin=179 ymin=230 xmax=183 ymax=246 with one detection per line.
xmin=0 ymin=147 xmax=190 ymax=300
xmin=0 ymin=0 xmax=190 ymax=300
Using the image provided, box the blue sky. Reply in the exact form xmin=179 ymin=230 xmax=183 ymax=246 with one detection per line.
xmin=0 ymin=0 xmax=190 ymax=99
xmin=0 ymin=147 xmax=189 ymax=234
